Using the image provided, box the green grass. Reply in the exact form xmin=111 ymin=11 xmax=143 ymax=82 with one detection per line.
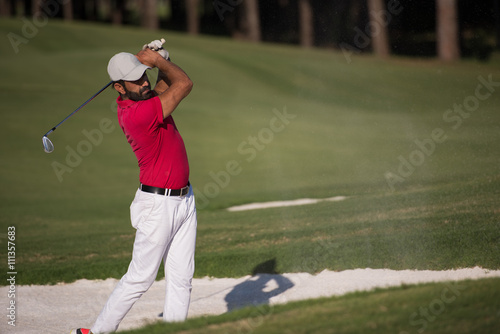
xmin=121 ymin=278 xmax=500 ymax=334
xmin=1 ymin=18 xmax=499 ymax=334
xmin=0 ymin=18 xmax=499 ymax=286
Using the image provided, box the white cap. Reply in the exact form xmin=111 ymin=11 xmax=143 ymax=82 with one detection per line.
xmin=107 ymin=52 xmax=151 ymax=81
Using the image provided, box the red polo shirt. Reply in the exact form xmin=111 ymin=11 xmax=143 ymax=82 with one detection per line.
xmin=116 ymin=95 xmax=189 ymax=189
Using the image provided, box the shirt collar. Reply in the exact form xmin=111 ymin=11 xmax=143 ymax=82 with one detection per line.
xmin=116 ymin=96 xmax=137 ymax=109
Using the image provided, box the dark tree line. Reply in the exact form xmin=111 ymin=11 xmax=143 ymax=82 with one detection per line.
xmin=1 ymin=0 xmax=499 ymax=61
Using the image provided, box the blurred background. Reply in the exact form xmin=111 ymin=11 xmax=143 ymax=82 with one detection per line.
xmin=2 ymin=0 xmax=499 ymax=62
xmin=1 ymin=0 xmax=499 ymax=286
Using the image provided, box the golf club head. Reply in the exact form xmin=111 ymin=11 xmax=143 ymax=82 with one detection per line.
xmin=42 ymin=136 xmax=54 ymax=153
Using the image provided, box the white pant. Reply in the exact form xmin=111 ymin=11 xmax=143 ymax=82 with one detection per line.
xmin=91 ymin=186 xmax=197 ymax=334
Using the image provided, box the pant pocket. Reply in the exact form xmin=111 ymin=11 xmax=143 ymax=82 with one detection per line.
xmin=130 ymin=190 xmax=155 ymax=229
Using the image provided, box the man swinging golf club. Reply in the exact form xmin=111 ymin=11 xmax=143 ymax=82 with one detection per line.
xmin=71 ymin=39 xmax=197 ymax=334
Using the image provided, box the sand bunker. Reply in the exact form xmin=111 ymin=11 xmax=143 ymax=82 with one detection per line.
xmin=2 ymin=267 xmax=499 ymax=334
xmin=227 ymin=196 xmax=347 ymax=211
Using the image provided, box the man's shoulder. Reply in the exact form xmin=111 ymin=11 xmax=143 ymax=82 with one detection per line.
xmin=118 ymin=96 xmax=160 ymax=112
xmin=119 ymin=96 xmax=162 ymax=129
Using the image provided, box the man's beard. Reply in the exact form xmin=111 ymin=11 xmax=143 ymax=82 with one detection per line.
xmin=123 ymin=86 xmax=153 ymax=101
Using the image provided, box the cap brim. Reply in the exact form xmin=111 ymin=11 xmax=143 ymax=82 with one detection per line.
xmin=121 ymin=64 xmax=151 ymax=81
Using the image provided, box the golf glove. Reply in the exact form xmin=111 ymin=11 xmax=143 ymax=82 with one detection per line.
xmin=143 ymin=38 xmax=170 ymax=60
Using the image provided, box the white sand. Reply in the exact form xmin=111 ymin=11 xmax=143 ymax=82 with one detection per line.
xmin=2 ymin=267 xmax=499 ymax=334
xmin=227 ymin=196 xmax=348 ymax=212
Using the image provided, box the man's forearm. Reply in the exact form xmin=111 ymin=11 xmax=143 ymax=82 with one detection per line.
xmin=155 ymin=70 xmax=169 ymax=95
xmin=155 ymin=58 xmax=191 ymax=90
xmin=152 ymin=56 xmax=193 ymax=118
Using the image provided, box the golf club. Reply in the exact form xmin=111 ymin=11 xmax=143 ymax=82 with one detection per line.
xmin=42 ymin=81 xmax=113 ymax=153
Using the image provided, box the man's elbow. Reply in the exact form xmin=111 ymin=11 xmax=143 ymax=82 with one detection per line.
xmin=183 ymin=78 xmax=193 ymax=96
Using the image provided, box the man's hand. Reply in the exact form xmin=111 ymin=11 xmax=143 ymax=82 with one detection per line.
xmin=143 ymin=38 xmax=169 ymax=60
xmin=135 ymin=46 xmax=192 ymax=120
xmin=136 ymin=48 xmax=164 ymax=68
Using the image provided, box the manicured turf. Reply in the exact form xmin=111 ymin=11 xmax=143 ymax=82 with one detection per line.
xmin=1 ymin=17 xmax=499 ymax=334
xmin=121 ymin=278 xmax=500 ymax=334
xmin=0 ymin=19 xmax=499 ymax=286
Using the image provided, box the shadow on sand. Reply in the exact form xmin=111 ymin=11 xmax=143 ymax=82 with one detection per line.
xmin=224 ymin=259 xmax=294 ymax=311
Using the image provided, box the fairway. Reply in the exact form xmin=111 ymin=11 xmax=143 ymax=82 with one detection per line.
xmin=0 ymin=18 xmax=499 ymax=334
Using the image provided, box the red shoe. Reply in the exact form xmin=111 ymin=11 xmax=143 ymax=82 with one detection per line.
xmin=70 ymin=329 xmax=93 ymax=334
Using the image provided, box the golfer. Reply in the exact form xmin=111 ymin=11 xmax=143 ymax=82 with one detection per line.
xmin=71 ymin=40 xmax=196 ymax=334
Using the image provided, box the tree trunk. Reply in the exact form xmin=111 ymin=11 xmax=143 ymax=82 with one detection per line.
xmin=32 ymin=0 xmax=43 ymax=17
xmin=63 ymin=0 xmax=73 ymax=21
xmin=0 ymin=0 xmax=11 ymax=16
xmin=298 ymin=0 xmax=313 ymax=48
xmin=186 ymin=0 xmax=199 ymax=35
xmin=91 ymin=0 xmax=99 ymax=20
xmin=244 ymin=0 xmax=261 ymax=42
xmin=366 ymin=0 xmax=390 ymax=57
xmin=111 ymin=0 xmax=125 ymax=25
xmin=436 ymin=0 xmax=460 ymax=61
xmin=494 ymin=0 xmax=500 ymax=49
xmin=142 ymin=0 xmax=159 ymax=30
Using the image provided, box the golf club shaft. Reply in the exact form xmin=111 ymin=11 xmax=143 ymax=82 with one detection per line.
xmin=44 ymin=81 xmax=113 ymax=137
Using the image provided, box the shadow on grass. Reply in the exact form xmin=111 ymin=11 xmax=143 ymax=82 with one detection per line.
xmin=224 ymin=259 xmax=294 ymax=311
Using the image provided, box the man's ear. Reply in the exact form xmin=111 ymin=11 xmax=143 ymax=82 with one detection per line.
xmin=114 ymin=82 xmax=126 ymax=95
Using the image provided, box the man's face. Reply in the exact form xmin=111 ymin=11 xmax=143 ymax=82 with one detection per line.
xmin=121 ymin=73 xmax=153 ymax=101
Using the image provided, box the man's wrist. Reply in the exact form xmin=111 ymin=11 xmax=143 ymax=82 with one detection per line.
xmin=155 ymin=56 xmax=171 ymax=72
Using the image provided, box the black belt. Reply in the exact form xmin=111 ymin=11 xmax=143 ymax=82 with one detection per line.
xmin=140 ymin=182 xmax=190 ymax=196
